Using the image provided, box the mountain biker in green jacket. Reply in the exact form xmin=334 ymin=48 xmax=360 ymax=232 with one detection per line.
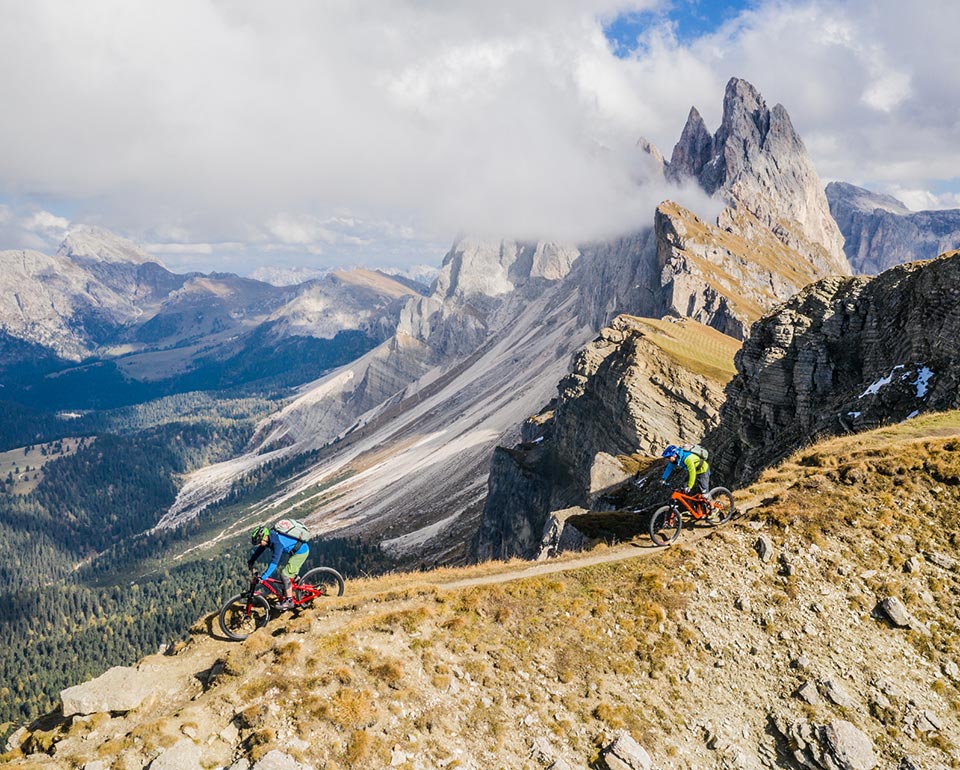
xmin=661 ymin=444 xmax=710 ymax=494
xmin=248 ymin=524 xmax=309 ymax=611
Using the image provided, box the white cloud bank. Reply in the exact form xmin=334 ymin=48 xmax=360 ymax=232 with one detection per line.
xmin=0 ymin=0 xmax=957 ymax=271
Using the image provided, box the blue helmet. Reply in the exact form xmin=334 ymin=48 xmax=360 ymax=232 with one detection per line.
xmin=662 ymin=444 xmax=679 ymax=459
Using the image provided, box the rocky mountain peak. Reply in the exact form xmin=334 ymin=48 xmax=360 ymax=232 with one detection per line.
xmin=56 ymin=224 xmax=158 ymax=267
xmin=666 ymin=106 xmax=713 ymax=184
xmin=667 ymin=77 xmax=849 ymax=276
xmin=826 ymin=181 xmax=911 ymax=216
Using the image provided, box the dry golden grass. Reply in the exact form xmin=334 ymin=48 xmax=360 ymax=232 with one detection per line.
xmin=328 ymin=688 xmax=376 ymax=729
xmin=624 ymin=315 xmax=741 ymax=383
xmin=10 ymin=412 xmax=960 ymax=770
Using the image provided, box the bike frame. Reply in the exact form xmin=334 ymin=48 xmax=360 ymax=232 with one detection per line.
xmin=255 ymin=574 xmax=324 ymax=607
xmin=669 ymin=489 xmax=712 ymax=520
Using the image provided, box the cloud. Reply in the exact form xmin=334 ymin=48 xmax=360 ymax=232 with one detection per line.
xmin=0 ymin=203 xmax=71 ymax=252
xmin=0 ymin=0 xmax=956 ymax=272
xmin=623 ymin=0 xmax=960 ymax=192
xmin=886 ymin=186 xmax=960 ymax=212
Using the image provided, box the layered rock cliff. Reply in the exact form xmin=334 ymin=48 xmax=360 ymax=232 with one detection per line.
xmin=710 ymin=251 xmax=960 ymax=484
xmin=827 ymin=181 xmax=960 ymax=274
xmin=473 ymin=316 xmax=739 ymax=560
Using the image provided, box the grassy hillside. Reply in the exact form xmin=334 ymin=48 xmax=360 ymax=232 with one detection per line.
xmin=5 ymin=413 xmax=960 ymax=768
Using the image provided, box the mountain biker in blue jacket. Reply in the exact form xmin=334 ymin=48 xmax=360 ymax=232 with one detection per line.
xmin=248 ymin=525 xmax=309 ymax=610
xmin=661 ymin=444 xmax=711 ymax=494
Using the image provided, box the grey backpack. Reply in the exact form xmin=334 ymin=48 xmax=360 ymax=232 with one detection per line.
xmin=274 ymin=517 xmax=310 ymax=543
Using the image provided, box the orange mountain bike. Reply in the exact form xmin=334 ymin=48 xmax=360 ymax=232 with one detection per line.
xmin=648 ymin=487 xmax=735 ymax=546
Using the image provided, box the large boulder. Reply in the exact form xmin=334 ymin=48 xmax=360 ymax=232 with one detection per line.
xmin=60 ymin=663 xmax=193 ymax=716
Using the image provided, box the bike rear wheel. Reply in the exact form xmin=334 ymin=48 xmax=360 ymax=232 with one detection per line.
xmin=298 ymin=567 xmax=345 ymax=604
xmin=705 ymin=487 xmax=735 ymax=526
xmin=649 ymin=505 xmax=682 ymax=546
xmin=218 ymin=593 xmax=270 ymax=640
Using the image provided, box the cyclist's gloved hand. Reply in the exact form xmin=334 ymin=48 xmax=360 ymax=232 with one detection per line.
xmin=683 ymin=486 xmax=692 ymax=493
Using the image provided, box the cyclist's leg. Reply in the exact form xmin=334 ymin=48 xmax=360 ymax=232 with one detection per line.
xmin=697 ymin=469 xmax=712 ymax=496
xmin=280 ymin=548 xmax=309 ymax=600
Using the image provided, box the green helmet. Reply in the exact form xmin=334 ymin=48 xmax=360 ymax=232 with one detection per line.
xmin=251 ymin=525 xmax=269 ymax=545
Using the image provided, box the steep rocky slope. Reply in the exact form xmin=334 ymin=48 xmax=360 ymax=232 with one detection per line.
xmin=474 ymin=315 xmax=740 ymax=560
xmin=710 ymin=250 xmax=960 ymax=485
xmin=827 ymin=181 xmax=960 ymax=275
xmin=164 ymin=77 xmax=849 ymax=566
xmin=7 ymin=414 xmax=960 ymax=769
xmin=654 ymin=202 xmax=829 ymax=340
xmin=157 ymin=271 xmax=596 ymax=565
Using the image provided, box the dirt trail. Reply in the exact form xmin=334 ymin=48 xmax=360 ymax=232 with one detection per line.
xmin=441 ymin=524 xmax=720 ymax=590
xmin=132 ymin=507 xmax=761 ymax=691
xmin=441 ymin=493 xmax=763 ymax=590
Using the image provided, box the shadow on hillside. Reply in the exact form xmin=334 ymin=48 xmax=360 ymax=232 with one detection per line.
xmin=571 ymin=470 xmax=666 ymax=546
xmin=565 ymin=509 xmax=657 ymax=547
xmin=200 ymin=612 xmax=237 ymax=643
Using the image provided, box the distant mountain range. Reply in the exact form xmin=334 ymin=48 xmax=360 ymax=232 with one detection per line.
xmin=827 ymin=181 xmax=960 ymax=274
xmin=0 ymin=227 xmax=425 ymax=408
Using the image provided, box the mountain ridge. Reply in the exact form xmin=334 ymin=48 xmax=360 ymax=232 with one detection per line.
xmin=827 ymin=181 xmax=960 ymax=274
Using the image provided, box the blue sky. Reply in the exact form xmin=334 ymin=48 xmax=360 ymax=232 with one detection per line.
xmin=0 ymin=0 xmax=958 ymax=274
xmin=604 ymin=1 xmax=753 ymax=54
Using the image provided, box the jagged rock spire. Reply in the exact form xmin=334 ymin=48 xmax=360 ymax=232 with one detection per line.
xmin=666 ymin=107 xmax=713 ymax=184
xmin=667 ymin=77 xmax=849 ymax=275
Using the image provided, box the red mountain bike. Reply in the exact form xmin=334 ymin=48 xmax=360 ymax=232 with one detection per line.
xmin=648 ymin=487 xmax=735 ymax=546
xmin=218 ymin=567 xmax=345 ymax=641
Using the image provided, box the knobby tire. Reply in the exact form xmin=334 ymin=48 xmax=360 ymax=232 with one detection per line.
xmin=649 ymin=504 xmax=682 ymax=546
xmin=218 ymin=593 xmax=270 ymax=641
xmin=298 ymin=567 xmax=345 ymax=604
xmin=705 ymin=487 xmax=735 ymax=526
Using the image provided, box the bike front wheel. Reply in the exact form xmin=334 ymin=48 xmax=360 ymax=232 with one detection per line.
xmin=705 ymin=487 xmax=735 ymax=526
xmin=218 ymin=593 xmax=270 ymax=640
xmin=298 ymin=567 xmax=345 ymax=604
xmin=649 ymin=505 xmax=682 ymax=546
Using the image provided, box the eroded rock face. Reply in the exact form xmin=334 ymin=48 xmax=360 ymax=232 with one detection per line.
xmin=827 ymin=181 xmax=960 ymax=275
xmin=472 ymin=316 xmax=732 ymax=560
xmin=654 ymin=202 xmax=829 ymax=340
xmin=711 ymin=251 xmax=960 ymax=483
